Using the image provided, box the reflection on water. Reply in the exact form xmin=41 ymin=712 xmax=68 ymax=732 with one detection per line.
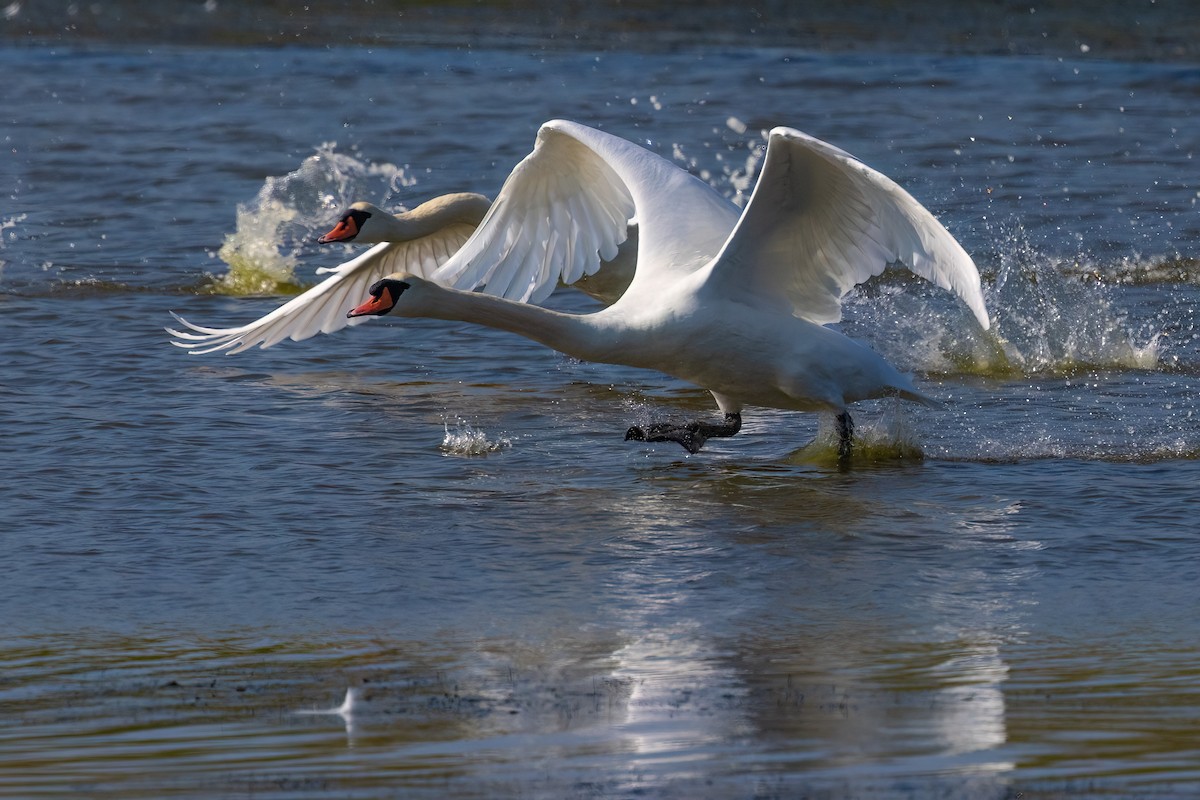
xmin=4 ymin=534 xmax=1199 ymax=798
xmin=1 ymin=445 xmax=1071 ymax=797
xmin=0 ymin=634 xmax=1023 ymax=797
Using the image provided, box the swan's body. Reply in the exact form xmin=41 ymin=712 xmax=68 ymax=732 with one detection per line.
xmin=354 ymin=272 xmax=934 ymax=412
xmin=174 ymin=120 xmax=989 ymax=454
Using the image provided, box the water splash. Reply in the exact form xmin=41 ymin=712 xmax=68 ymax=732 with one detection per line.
xmin=0 ymin=213 xmax=26 ymax=280
xmin=789 ymin=404 xmax=925 ymax=466
xmin=982 ymin=224 xmax=1161 ymax=375
xmin=209 ymin=143 xmax=415 ymax=296
xmin=441 ymin=420 xmax=512 ymax=456
xmin=842 ymin=223 xmax=1162 ymax=379
xmin=670 ymin=121 xmax=765 ymax=208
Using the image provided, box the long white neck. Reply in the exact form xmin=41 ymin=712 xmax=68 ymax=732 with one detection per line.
xmin=395 ymin=279 xmax=623 ymax=364
xmin=363 ymin=194 xmax=491 ymax=243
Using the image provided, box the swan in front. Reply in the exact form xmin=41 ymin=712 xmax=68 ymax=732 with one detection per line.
xmin=172 ymin=120 xmax=989 ymax=455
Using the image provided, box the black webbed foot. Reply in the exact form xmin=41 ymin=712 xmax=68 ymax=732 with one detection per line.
xmin=625 ymin=421 xmax=708 ymax=454
xmin=625 ymin=412 xmax=742 ymax=454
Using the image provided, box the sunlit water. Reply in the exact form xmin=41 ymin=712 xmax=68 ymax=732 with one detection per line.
xmin=3 ymin=10 xmax=1200 ymax=799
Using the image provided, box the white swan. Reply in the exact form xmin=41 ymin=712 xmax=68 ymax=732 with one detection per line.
xmin=172 ymin=168 xmax=637 ymax=353
xmin=172 ymin=193 xmax=636 ymax=354
xmin=173 ymin=120 xmax=989 ymax=455
xmin=169 ymin=195 xmax=490 ymax=352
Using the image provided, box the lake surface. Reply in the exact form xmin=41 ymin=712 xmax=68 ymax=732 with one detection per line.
xmin=3 ymin=4 xmax=1200 ymax=798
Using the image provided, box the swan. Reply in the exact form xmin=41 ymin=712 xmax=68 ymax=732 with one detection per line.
xmin=173 ymin=120 xmax=989 ymax=455
xmin=171 ymin=190 xmax=636 ymax=354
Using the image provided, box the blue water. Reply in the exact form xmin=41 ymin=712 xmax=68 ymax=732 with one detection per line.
xmin=2 ymin=15 xmax=1200 ymax=800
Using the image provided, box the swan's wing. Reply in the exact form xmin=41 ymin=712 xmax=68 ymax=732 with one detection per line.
xmin=431 ymin=122 xmax=634 ymax=303
xmin=168 ymin=225 xmax=474 ymax=354
xmin=432 ymin=120 xmax=739 ymax=303
xmin=710 ymin=127 xmax=990 ymax=329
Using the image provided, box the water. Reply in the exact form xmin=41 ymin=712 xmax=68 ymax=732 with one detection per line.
xmin=3 ymin=5 xmax=1200 ymax=798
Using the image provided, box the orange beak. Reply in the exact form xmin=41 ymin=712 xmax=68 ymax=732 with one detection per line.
xmin=317 ymin=217 xmax=358 ymax=244
xmin=347 ymin=285 xmax=395 ymax=318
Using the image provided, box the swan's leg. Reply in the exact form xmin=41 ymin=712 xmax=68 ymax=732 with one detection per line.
xmin=836 ymin=411 xmax=855 ymax=459
xmin=625 ymin=412 xmax=742 ymax=454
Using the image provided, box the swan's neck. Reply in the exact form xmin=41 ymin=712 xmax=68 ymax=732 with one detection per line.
xmin=399 ymin=282 xmax=618 ymax=364
xmin=374 ymin=193 xmax=491 ymax=242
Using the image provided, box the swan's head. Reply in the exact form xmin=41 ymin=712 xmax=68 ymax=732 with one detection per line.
xmin=317 ymin=202 xmax=386 ymax=244
xmin=346 ymin=277 xmax=413 ymax=318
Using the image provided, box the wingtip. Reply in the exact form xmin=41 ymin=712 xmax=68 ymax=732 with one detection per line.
xmin=968 ymin=295 xmax=992 ymax=331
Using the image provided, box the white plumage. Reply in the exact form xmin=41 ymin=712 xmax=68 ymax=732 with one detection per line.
xmin=172 ymin=120 xmax=988 ymax=454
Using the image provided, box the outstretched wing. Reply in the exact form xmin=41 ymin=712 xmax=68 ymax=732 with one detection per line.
xmin=168 ymin=223 xmax=474 ymax=354
xmin=432 ymin=120 xmax=740 ymax=303
xmin=431 ymin=123 xmax=635 ymax=303
xmin=710 ymin=127 xmax=990 ymax=329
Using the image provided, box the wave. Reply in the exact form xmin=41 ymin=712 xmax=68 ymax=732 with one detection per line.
xmin=1063 ymin=253 xmax=1200 ymax=287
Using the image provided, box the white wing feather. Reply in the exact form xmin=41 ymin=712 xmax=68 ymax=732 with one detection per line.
xmin=431 ymin=124 xmax=637 ymax=304
xmin=712 ymin=127 xmax=990 ymax=329
xmin=168 ymin=224 xmax=475 ymax=354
